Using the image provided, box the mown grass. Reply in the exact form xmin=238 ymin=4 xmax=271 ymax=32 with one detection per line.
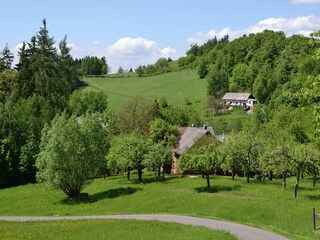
xmin=0 ymin=219 xmax=236 ymax=240
xmin=1 ymin=174 xmax=319 ymax=239
xmin=82 ymin=70 xmax=207 ymax=111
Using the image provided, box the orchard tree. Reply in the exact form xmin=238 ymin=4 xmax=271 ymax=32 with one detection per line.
xmin=223 ymin=129 xmax=262 ymax=183
xmin=107 ymin=133 xmax=148 ymax=183
xmin=179 ymin=144 xmax=220 ymax=190
xmin=144 ymin=142 xmax=172 ymax=181
xmin=36 ymin=112 xmax=108 ymax=198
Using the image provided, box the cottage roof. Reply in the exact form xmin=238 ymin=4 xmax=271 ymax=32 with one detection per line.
xmin=222 ymin=92 xmax=255 ymax=101
xmin=174 ymin=126 xmax=214 ymax=155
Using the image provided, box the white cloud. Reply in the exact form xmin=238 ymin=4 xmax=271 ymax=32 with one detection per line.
xmin=290 ymin=0 xmax=320 ymax=4
xmin=69 ymin=37 xmax=178 ymax=73
xmin=187 ymin=15 xmax=320 ymax=45
xmin=160 ymin=47 xmax=177 ymax=58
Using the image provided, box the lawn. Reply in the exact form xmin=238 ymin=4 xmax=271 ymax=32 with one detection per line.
xmin=0 ymin=219 xmax=236 ymax=240
xmin=0 ymin=174 xmax=319 ymax=239
xmin=82 ymin=70 xmax=207 ymax=111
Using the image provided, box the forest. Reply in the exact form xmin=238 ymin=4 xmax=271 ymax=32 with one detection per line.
xmin=0 ymin=20 xmax=320 ymax=201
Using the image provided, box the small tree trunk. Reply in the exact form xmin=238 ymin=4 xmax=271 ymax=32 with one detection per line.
xmin=231 ymin=167 xmax=235 ymax=181
xmin=138 ymin=167 xmax=142 ymax=183
xmin=246 ymin=166 xmax=250 ymax=183
xmin=268 ymin=170 xmax=273 ymax=181
xmin=294 ymin=170 xmax=300 ymax=200
xmin=162 ymin=169 xmax=165 ymax=179
xmin=282 ymin=171 xmax=287 ymax=188
xmin=313 ymin=173 xmax=317 ymax=187
xmin=127 ymin=169 xmax=131 ymax=180
xmin=206 ymin=174 xmax=211 ymax=190
xmin=154 ymin=170 xmax=157 ymax=183
xmin=158 ymin=167 xmax=161 ymax=178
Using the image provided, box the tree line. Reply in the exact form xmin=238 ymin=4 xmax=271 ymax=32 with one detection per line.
xmin=178 ymin=30 xmax=320 ymax=105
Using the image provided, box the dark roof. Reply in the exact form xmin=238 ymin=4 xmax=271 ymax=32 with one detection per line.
xmin=222 ymin=93 xmax=256 ymax=101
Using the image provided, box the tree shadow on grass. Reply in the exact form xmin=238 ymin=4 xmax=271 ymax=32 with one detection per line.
xmin=195 ymin=185 xmax=241 ymax=193
xmin=60 ymin=187 xmax=142 ymax=205
xmin=305 ymin=195 xmax=320 ymax=201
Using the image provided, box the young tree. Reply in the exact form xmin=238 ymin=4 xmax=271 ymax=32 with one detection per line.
xmin=0 ymin=44 xmax=14 ymax=71
xmin=107 ymin=133 xmax=148 ymax=183
xmin=179 ymin=144 xmax=220 ymax=190
xmin=144 ymin=142 xmax=172 ymax=181
xmin=223 ymin=130 xmax=261 ymax=183
xmin=36 ymin=112 xmax=108 ymax=198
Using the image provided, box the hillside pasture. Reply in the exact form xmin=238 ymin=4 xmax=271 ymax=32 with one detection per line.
xmin=82 ymin=70 xmax=207 ymax=111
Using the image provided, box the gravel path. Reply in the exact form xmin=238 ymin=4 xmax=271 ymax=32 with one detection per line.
xmin=0 ymin=214 xmax=290 ymax=240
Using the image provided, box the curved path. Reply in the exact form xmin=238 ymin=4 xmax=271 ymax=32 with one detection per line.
xmin=0 ymin=214 xmax=289 ymax=240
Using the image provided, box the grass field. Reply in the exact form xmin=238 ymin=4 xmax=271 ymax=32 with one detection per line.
xmin=1 ymin=173 xmax=320 ymax=239
xmin=82 ymin=70 xmax=207 ymax=111
xmin=0 ymin=219 xmax=236 ymax=240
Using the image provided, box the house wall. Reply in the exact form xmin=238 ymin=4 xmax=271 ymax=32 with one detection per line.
xmin=226 ymin=100 xmax=246 ymax=106
xmin=171 ymin=153 xmax=183 ymax=174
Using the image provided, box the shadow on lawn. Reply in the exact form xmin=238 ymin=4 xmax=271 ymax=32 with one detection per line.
xmin=306 ymin=195 xmax=320 ymax=201
xmin=60 ymin=187 xmax=142 ymax=205
xmin=195 ymin=185 xmax=241 ymax=193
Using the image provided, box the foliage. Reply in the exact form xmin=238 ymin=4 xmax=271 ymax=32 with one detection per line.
xmin=179 ymin=144 xmax=220 ymax=189
xmin=149 ymin=118 xmax=179 ymax=147
xmin=135 ymin=58 xmax=174 ymax=77
xmin=112 ymin=97 xmax=156 ymax=136
xmin=0 ymin=44 xmax=14 ymax=71
xmin=177 ymin=30 xmax=319 ymax=104
xmin=36 ymin=112 xmax=108 ymax=197
xmin=77 ymin=56 xmax=108 ymax=76
xmin=68 ymin=90 xmax=111 ymax=121
xmin=144 ymin=142 xmax=172 ymax=181
xmin=107 ymin=133 xmax=148 ymax=182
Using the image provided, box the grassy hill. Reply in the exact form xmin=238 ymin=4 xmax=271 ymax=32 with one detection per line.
xmin=82 ymin=70 xmax=207 ymax=111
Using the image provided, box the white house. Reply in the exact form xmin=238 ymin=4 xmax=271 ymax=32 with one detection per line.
xmin=222 ymin=92 xmax=257 ymax=108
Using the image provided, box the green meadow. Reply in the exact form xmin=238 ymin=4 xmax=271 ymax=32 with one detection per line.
xmin=82 ymin=70 xmax=207 ymax=111
xmin=0 ymin=219 xmax=236 ymax=240
xmin=1 ymin=173 xmax=319 ymax=239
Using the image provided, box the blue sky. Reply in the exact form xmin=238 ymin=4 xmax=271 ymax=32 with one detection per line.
xmin=1 ymin=0 xmax=320 ymax=72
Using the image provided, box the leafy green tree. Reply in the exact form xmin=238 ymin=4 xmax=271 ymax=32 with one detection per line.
xmin=144 ymin=142 xmax=172 ymax=181
xmin=112 ymin=97 xmax=156 ymax=136
xmin=223 ymin=129 xmax=262 ymax=183
xmin=36 ymin=112 xmax=108 ymax=198
xmin=179 ymin=144 xmax=220 ymax=189
xmin=207 ymin=64 xmax=228 ymax=97
xmin=135 ymin=66 xmax=144 ymax=77
xmin=149 ymin=118 xmax=179 ymax=147
xmin=68 ymin=90 xmax=110 ymax=122
xmin=107 ymin=133 xmax=148 ymax=183
xmin=197 ymin=59 xmax=208 ymax=79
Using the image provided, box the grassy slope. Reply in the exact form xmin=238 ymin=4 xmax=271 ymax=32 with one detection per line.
xmin=1 ymin=174 xmax=319 ymax=239
xmin=82 ymin=70 xmax=207 ymax=111
xmin=0 ymin=220 xmax=236 ymax=240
